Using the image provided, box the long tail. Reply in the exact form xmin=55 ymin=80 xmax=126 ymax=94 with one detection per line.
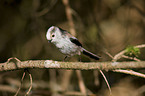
xmin=82 ymin=48 xmax=100 ymax=60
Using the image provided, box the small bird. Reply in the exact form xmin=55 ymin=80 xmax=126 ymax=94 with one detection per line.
xmin=46 ymin=26 xmax=100 ymax=60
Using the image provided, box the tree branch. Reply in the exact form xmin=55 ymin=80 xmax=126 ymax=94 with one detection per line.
xmin=1 ymin=60 xmax=145 ymax=72
xmin=112 ymin=44 xmax=145 ymax=62
xmin=113 ymin=69 xmax=145 ymax=78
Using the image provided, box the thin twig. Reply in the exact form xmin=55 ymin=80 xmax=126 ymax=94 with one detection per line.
xmin=136 ymin=44 xmax=145 ymax=48
xmin=112 ymin=50 xmax=126 ymax=62
xmin=14 ymin=71 xmax=26 ymax=96
xmin=113 ymin=44 xmax=145 ymax=62
xmin=6 ymin=57 xmax=21 ymax=63
xmin=122 ymin=55 xmax=141 ymax=61
xmin=113 ymin=69 xmax=145 ymax=78
xmin=105 ymin=51 xmax=114 ymax=59
xmin=25 ymin=70 xmax=33 ymax=96
xmin=94 ymin=52 xmax=113 ymax=94
xmin=99 ymin=70 xmax=112 ymax=96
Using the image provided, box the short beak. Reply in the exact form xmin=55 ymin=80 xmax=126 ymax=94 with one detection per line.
xmin=48 ymin=40 xmax=52 ymax=43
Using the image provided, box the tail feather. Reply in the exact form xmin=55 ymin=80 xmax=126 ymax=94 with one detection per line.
xmin=82 ymin=48 xmax=100 ymax=60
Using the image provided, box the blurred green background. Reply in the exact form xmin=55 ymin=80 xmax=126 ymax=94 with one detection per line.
xmin=0 ymin=0 xmax=145 ymax=96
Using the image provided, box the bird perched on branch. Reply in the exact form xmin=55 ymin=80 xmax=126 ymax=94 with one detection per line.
xmin=46 ymin=26 xmax=100 ymax=60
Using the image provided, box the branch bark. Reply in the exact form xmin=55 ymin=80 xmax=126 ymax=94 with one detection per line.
xmin=1 ymin=60 xmax=145 ymax=72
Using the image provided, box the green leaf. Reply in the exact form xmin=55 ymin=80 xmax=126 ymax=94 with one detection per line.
xmin=125 ymin=45 xmax=140 ymax=57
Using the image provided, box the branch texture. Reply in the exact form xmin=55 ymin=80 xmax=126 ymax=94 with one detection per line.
xmin=1 ymin=60 xmax=145 ymax=72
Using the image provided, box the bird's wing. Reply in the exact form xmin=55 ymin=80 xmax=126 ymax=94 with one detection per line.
xmin=69 ymin=37 xmax=82 ymax=47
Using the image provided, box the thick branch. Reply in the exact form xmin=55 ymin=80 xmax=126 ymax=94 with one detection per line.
xmin=1 ymin=60 xmax=145 ymax=72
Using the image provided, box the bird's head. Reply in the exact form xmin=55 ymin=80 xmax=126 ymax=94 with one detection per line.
xmin=46 ymin=26 xmax=63 ymax=43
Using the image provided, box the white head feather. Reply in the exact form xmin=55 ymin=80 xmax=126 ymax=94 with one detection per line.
xmin=46 ymin=26 xmax=62 ymax=43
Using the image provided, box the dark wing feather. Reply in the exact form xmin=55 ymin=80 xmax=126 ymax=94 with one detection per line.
xmin=70 ymin=37 xmax=82 ymax=47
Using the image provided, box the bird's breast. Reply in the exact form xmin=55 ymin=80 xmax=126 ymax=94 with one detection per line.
xmin=55 ymin=38 xmax=81 ymax=56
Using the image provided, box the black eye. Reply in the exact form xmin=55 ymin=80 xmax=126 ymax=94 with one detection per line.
xmin=52 ymin=34 xmax=55 ymax=37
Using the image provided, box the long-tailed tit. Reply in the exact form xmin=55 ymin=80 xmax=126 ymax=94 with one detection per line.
xmin=46 ymin=26 xmax=100 ymax=60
